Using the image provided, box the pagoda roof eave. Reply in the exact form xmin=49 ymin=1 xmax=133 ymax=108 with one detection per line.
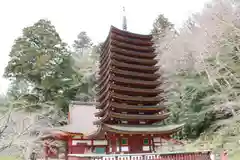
xmin=110 ymin=32 xmax=153 ymax=46
xmin=93 ymin=112 xmax=170 ymax=125
xmin=97 ymin=84 xmax=162 ymax=101
xmin=97 ymin=68 xmax=160 ymax=87
xmin=104 ymin=124 xmax=184 ymax=134
xmin=97 ymin=93 xmax=164 ymax=109
xmin=112 ymin=68 xmax=160 ymax=80
xmin=101 ymin=26 xmax=153 ymax=56
xmin=110 ymin=40 xmax=154 ymax=53
xmin=87 ymin=124 xmax=184 ymax=139
xmin=111 ymin=111 xmax=170 ymax=120
xmin=100 ymin=51 xmax=158 ymax=68
xmin=110 ymin=26 xmax=152 ymax=40
xmin=98 ymin=75 xmax=162 ymax=93
xmin=99 ymin=59 xmax=159 ymax=75
xmin=95 ymin=102 xmax=166 ymax=117
xmin=98 ymin=73 xmax=161 ymax=92
xmin=100 ymin=48 xmax=156 ymax=68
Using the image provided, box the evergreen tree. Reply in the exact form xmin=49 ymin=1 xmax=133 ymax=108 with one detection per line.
xmin=71 ymin=33 xmax=102 ymax=102
xmin=151 ymin=14 xmax=174 ymax=36
xmin=4 ymin=19 xmax=81 ymax=112
xmin=7 ymin=79 xmax=30 ymax=100
xmin=73 ymin=31 xmax=93 ymax=55
xmin=166 ymin=71 xmax=217 ymax=139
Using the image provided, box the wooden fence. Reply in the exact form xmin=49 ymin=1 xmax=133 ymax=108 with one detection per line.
xmin=68 ymin=151 xmax=214 ymax=160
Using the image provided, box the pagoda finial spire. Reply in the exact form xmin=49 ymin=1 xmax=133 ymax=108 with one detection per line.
xmin=122 ymin=7 xmax=127 ymax=31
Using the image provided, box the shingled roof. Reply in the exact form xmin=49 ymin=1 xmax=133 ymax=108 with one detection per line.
xmin=45 ymin=102 xmax=98 ymax=137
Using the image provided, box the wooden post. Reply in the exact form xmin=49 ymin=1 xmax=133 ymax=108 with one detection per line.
xmin=112 ymin=136 xmax=117 ymax=153
xmin=160 ymin=136 xmax=162 ymax=152
xmin=68 ymin=137 xmax=72 ymax=154
xmin=65 ymin=140 xmax=68 ymax=160
xmin=119 ymin=137 xmax=122 ymax=153
xmin=152 ymin=137 xmax=155 ymax=152
xmin=91 ymin=139 xmax=94 ymax=152
xmin=149 ymin=135 xmax=152 ymax=152
xmin=106 ymin=139 xmax=109 ymax=154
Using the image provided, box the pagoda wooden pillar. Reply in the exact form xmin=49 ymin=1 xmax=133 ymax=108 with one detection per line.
xmin=149 ymin=135 xmax=152 ymax=152
xmin=106 ymin=138 xmax=109 ymax=154
xmin=112 ymin=136 xmax=117 ymax=153
xmin=119 ymin=137 xmax=122 ymax=153
xmin=91 ymin=139 xmax=94 ymax=152
xmin=151 ymin=137 xmax=155 ymax=152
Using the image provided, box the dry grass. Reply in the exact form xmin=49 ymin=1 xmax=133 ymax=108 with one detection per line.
xmin=0 ymin=157 xmax=18 ymax=160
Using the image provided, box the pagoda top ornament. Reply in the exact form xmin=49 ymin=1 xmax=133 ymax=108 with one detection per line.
xmin=122 ymin=7 xmax=127 ymax=31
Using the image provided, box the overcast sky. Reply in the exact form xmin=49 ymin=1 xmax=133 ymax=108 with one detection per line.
xmin=0 ymin=0 xmax=210 ymax=93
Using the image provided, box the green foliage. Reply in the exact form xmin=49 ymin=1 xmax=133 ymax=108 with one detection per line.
xmin=4 ymin=19 xmax=82 ymax=113
xmin=4 ymin=18 xmax=100 ymax=114
xmin=161 ymin=2 xmax=240 ymax=156
xmin=0 ymin=95 xmax=7 ymax=106
xmin=71 ymin=32 xmax=100 ymax=102
xmin=7 ymin=80 xmax=30 ymax=100
xmin=73 ymin=31 xmax=93 ymax=55
xmin=167 ymin=50 xmax=240 ymax=139
xmin=166 ymin=71 xmax=217 ymax=139
xmin=5 ymin=19 xmax=68 ymax=80
xmin=71 ymin=37 xmax=101 ymax=102
xmin=151 ymin=14 xmax=174 ymax=35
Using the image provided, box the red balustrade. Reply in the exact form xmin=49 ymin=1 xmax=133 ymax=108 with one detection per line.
xmin=68 ymin=151 xmax=216 ymax=160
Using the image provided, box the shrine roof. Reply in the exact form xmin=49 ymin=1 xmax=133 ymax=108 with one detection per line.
xmin=44 ymin=102 xmax=98 ymax=137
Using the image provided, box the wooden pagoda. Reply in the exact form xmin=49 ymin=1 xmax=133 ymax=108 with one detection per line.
xmin=90 ymin=26 xmax=183 ymax=153
xmin=41 ymin=26 xmax=217 ymax=160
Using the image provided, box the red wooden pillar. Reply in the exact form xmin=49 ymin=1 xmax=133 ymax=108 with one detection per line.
xmin=148 ymin=135 xmax=152 ymax=152
xmin=91 ymin=139 xmax=94 ymax=152
xmin=68 ymin=137 xmax=72 ymax=154
xmin=112 ymin=136 xmax=117 ymax=153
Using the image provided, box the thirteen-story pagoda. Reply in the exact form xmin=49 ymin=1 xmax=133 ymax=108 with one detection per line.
xmin=91 ymin=26 xmax=183 ymax=153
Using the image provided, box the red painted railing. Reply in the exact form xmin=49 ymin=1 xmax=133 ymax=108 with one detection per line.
xmin=68 ymin=151 xmax=214 ymax=160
